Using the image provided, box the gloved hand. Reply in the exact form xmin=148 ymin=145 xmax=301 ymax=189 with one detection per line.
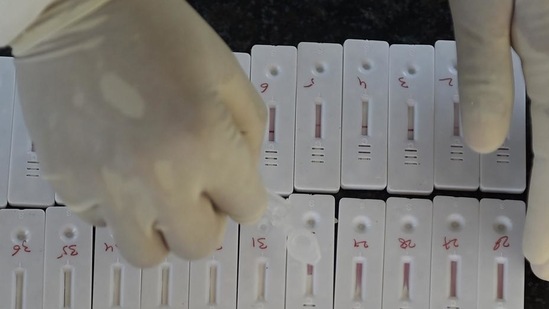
xmin=449 ymin=0 xmax=549 ymax=280
xmin=9 ymin=0 xmax=267 ymax=267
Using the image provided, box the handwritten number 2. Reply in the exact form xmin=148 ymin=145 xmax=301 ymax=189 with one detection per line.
xmin=398 ymin=77 xmax=409 ymax=89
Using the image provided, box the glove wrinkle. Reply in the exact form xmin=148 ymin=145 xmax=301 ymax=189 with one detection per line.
xmin=10 ymin=0 xmax=111 ymax=56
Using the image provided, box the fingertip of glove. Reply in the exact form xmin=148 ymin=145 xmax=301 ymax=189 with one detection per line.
xmin=461 ymin=118 xmax=509 ymax=154
xmin=123 ymin=248 xmax=167 ymax=269
xmin=234 ymin=204 xmax=266 ymax=225
xmin=229 ymin=190 xmax=268 ymax=225
xmin=172 ymin=230 xmax=226 ymax=261
xmin=523 ymin=226 xmax=549 ymax=266
xmin=458 ymin=82 xmax=513 ymax=154
xmin=163 ymin=213 xmax=229 ymax=262
xmin=67 ymin=204 xmax=107 ymax=227
xmin=462 ymin=132 xmax=506 ymax=154
xmin=530 ymin=262 xmax=549 ymax=282
xmin=113 ymin=225 xmax=170 ymax=269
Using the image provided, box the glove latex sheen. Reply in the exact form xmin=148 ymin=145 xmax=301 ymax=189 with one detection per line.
xmin=449 ymin=0 xmax=549 ymax=280
xmin=0 ymin=0 xmax=54 ymax=46
xmin=7 ymin=0 xmax=267 ymax=267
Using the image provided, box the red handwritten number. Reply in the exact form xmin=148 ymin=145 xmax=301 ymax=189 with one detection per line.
xmin=398 ymin=77 xmax=409 ymax=89
xmin=260 ymin=83 xmax=269 ymax=93
xmin=11 ymin=241 xmax=31 ymax=256
xmin=442 ymin=237 xmax=459 ymax=250
xmin=252 ymin=237 xmax=268 ymax=250
xmin=11 ymin=245 xmax=20 ymax=256
xmin=353 ymin=239 xmax=369 ymax=249
xmin=357 ymin=77 xmax=367 ymax=89
xmin=439 ymin=77 xmax=454 ymax=87
xmin=304 ymin=78 xmax=315 ymax=88
xmin=56 ymin=245 xmax=78 ymax=259
xmin=493 ymin=236 xmax=510 ymax=251
xmin=104 ymin=243 xmax=118 ymax=252
xmin=399 ymin=238 xmax=416 ymax=249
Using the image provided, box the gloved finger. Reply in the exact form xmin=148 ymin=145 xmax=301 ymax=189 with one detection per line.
xmin=155 ymin=192 xmax=228 ymax=261
xmin=41 ymin=168 xmax=107 ymax=227
xmin=219 ymin=71 xmax=267 ymax=160
xmin=172 ymin=1 xmax=267 ymax=160
xmin=205 ymin=103 xmax=267 ymax=225
xmin=525 ymin=153 xmax=549 ymax=280
xmin=449 ymin=0 xmax=515 ymax=153
xmin=511 ymin=0 xmax=549 ymax=278
xmin=531 ymin=262 xmax=549 ymax=281
xmin=99 ymin=168 xmax=168 ymax=268
xmin=66 ymin=202 xmax=106 ymax=227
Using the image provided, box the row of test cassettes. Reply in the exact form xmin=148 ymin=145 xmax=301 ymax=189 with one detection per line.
xmin=0 ymin=39 xmax=526 ymax=206
xmin=249 ymin=39 xmax=526 ymax=196
xmin=0 ymin=195 xmax=525 ymax=309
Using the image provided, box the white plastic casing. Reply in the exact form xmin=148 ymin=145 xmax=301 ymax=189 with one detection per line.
xmin=341 ymin=40 xmax=389 ymax=190
xmin=434 ymin=40 xmax=480 ymax=190
xmin=43 ymin=207 xmax=93 ymax=309
xmin=387 ymin=45 xmax=435 ymax=195
xmin=55 ymin=193 xmax=65 ymax=205
xmin=335 ymin=198 xmax=385 ymax=309
xmin=478 ymin=199 xmax=525 ymax=309
xmin=8 ymin=93 xmax=55 ymax=207
xmin=141 ymin=255 xmax=190 ymax=309
xmin=238 ymin=206 xmax=287 ymax=309
xmin=430 ymin=196 xmax=479 ymax=309
xmin=480 ymin=52 xmax=526 ymax=193
xmin=285 ymin=194 xmax=335 ymax=309
xmin=294 ymin=43 xmax=343 ymax=193
xmin=0 ymin=209 xmax=45 ymax=309
xmin=252 ymin=45 xmax=297 ymax=196
xmin=383 ymin=197 xmax=433 ymax=309
xmin=0 ymin=58 xmax=15 ymax=207
xmin=189 ymin=220 xmax=239 ymax=309
xmin=93 ymin=227 xmax=142 ymax=309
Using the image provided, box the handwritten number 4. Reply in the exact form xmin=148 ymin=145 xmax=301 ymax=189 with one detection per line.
xmin=357 ymin=77 xmax=367 ymax=89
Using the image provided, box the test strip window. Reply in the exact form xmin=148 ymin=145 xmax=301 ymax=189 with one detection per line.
xmin=407 ymin=102 xmax=415 ymax=141
xmin=268 ymin=106 xmax=277 ymax=142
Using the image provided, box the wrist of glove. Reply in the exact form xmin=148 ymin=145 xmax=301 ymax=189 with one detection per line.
xmin=12 ymin=0 xmax=267 ymax=267
xmin=449 ymin=0 xmax=549 ymax=280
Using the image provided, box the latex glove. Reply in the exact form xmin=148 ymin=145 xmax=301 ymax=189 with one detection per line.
xmin=449 ymin=0 xmax=549 ymax=280
xmin=9 ymin=0 xmax=267 ymax=267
